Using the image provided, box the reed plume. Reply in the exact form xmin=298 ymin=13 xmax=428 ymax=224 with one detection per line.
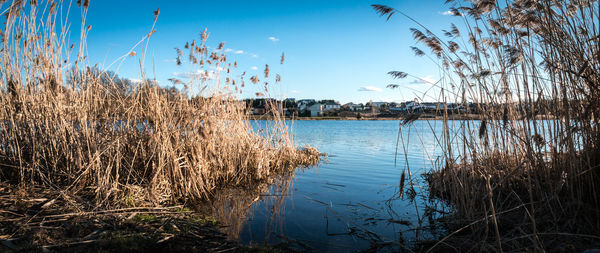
xmin=0 ymin=0 xmax=319 ymax=211
xmin=375 ymin=0 xmax=600 ymax=250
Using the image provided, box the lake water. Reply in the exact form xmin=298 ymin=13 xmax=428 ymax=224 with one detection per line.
xmin=217 ymin=120 xmax=454 ymax=252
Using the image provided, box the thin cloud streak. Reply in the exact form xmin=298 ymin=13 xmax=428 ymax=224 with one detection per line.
xmin=358 ymin=86 xmax=382 ymax=92
xmin=409 ymin=76 xmax=437 ymax=84
xmin=173 ymin=70 xmax=215 ymax=79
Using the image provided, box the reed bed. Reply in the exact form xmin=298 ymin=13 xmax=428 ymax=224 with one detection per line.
xmin=375 ymin=0 xmax=600 ymax=251
xmin=0 ymin=0 xmax=319 ymax=214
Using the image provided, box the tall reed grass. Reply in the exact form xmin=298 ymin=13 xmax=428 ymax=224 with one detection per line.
xmin=0 ymin=0 xmax=319 ymax=210
xmin=375 ymin=0 xmax=599 ymax=251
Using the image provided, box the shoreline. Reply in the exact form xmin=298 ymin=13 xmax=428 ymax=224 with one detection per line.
xmin=0 ymin=182 xmax=296 ymax=253
xmin=247 ymin=114 xmax=483 ymax=121
xmin=246 ymin=114 xmax=557 ymax=121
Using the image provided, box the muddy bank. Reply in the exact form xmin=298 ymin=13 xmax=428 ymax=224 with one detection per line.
xmin=0 ymin=183 xmax=308 ymax=253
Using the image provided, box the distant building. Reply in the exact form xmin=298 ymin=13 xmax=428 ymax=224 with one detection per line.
xmin=446 ymin=103 xmax=465 ymax=112
xmin=421 ymin=102 xmax=439 ymax=111
xmin=370 ymin=102 xmax=388 ymax=108
xmin=405 ymin=101 xmax=418 ymax=108
xmin=323 ymin=101 xmax=341 ymax=111
xmin=284 ymin=98 xmax=297 ymax=104
xmin=308 ymin=103 xmax=323 ymax=117
xmin=402 ymin=101 xmax=421 ymax=112
xmin=397 ymin=101 xmax=444 ymax=112
xmin=253 ymin=106 xmax=266 ymax=115
xmin=389 ymin=106 xmax=407 ymax=112
xmin=297 ymin=99 xmax=316 ymax=111
xmin=342 ymin=102 xmax=363 ymax=111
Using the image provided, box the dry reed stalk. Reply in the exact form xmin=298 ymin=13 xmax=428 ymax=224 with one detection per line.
xmin=0 ymin=0 xmax=320 ymax=213
xmin=375 ymin=0 xmax=600 ymax=251
xmin=486 ymin=176 xmax=502 ymax=252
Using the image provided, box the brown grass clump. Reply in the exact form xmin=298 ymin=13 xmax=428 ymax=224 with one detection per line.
xmin=0 ymin=0 xmax=320 ymax=213
xmin=376 ymin=0 xmax=600 ymax=251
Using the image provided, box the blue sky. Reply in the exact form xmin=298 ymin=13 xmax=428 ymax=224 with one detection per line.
xmin=74 ymin=0 xmax=459 ymax=104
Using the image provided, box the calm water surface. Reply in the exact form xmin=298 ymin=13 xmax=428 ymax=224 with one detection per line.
xmin=222 ymin=120 xmax=454 ymax=251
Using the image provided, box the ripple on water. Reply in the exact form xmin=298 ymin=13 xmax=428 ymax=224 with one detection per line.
xmin=225 ymin=120 xmax=450 ymax=251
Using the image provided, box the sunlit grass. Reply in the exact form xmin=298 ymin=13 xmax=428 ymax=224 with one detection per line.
xmin=0 ymin=0 xmax=320 ymax=210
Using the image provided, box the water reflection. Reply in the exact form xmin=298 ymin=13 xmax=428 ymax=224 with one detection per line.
xmin=209 ymin=120 xmax=452 ymax=252
xmin=205 ymin=119 xmax=571 ymax=251
xmin=209 ymin=172 xmax=295 ymax=241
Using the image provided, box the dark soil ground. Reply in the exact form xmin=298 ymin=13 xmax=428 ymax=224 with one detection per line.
xmin=0 ymin=182 xmax=301 ymax=253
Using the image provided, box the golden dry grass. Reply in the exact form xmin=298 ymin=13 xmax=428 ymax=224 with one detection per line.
xmin=376 ymin=0 xmax=600 ymax=251
xmin=0 ymin=0 xmax=320 ymax=211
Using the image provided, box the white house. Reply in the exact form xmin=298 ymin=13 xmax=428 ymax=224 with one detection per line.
xmin=446 ymin=103 xmax=466 ymax=112
xmin=308 ymin=103 xmax=324 ymax=117
xmin=421 ymin=102 xmax=439 ymax=111
xmin=370 ymin=102 xmax=388 ymax=108
xmin=345 ymin=103 xmax=363 ymax=111
xmin=403 ymin=101 xmax=422 ymax=112
xmin=323 ymin=101 xmax=341 ymax=111
xmin=390 ymin=106 xmax=407 ymax=112
xmin=297 ymin=99 xmax=315 ymax=111
xmin=351 ymin=103 xmax=363 ymax=111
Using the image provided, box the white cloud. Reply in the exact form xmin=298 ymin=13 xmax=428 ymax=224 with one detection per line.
xmin=250 ymin=66 xmax=258 ymax=70
xmin=129 ymin=79 xmax=159 ymax=85
xmin=440 ymin=10 xmax=463 ymax=16
xmin=409 ymin=76 xmax=437 ymax=85
xmin=209 ymin=66 xmax=225 ymax=71
xmin=290 ymin=90 xmax=300 ymax=94
xmin=173 ymin=70 xmax=216 ymax=80
xmin=358 ymin=86 xmax=382 ymax=92
xmin=268 ymin=36 xmax=279 ymax=42
xmin=173 ymin=71 xmax=200 ymax=79
xmin=250 ymin=54 xmax=259 ymax=58
xmin=225 ymin=48 xmax=245 ymax=54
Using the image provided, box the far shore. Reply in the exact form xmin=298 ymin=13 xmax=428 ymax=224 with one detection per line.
xmin=246 ymin=114 xmax=558 ymax=121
